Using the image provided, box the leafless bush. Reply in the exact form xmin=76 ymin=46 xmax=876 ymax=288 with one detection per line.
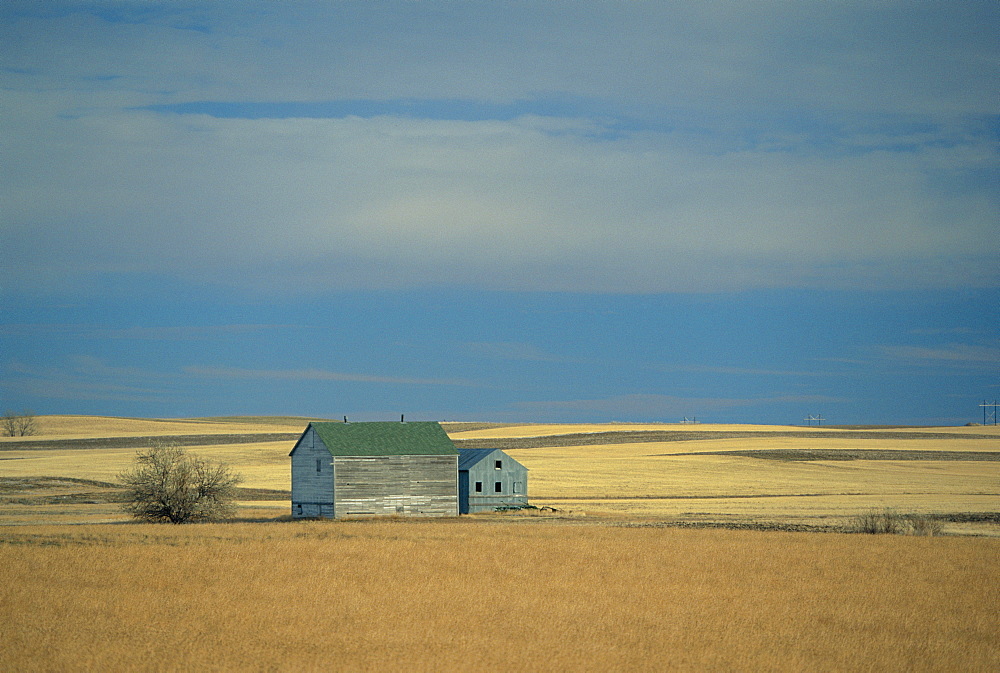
xmin=852 ymin=508 xmax=944 ymax=536
xmin=2 ymin=410 xmax=38 ymax=437
xmin=118 ymin=443 xmax=242 ymax=523
xmin=904 ymin=514 xmax=944 ymax=537
xmin=853 ymin=508 xmax=905 ymax=534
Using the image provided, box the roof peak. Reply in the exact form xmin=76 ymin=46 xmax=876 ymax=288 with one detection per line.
xmin=308 ymin=420 xmax=457 ymax=456
xmin=312 ymin=420 xmax=438 ymax=426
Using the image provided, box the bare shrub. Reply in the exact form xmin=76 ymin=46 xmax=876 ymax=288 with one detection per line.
xmin=853 ymin=509 xmax=944 ymax=536
xmin=852 ymin=508 xmax=905 ymax=534
xmin=118 ymin=443 xmax=242 ymax=523
xmin=2 ymin=410 xmax=38 ymax=437
xmin=904 ymin=514 xmax=944 ymax=537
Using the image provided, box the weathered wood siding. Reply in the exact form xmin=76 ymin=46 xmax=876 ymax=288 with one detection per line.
xmin=462 ymin=449 xmax=528 ymax=513
xmin=290 ymin=426 xmax=335 ymax=518
xmin=334 ymin=454 xmax=458 ymax=517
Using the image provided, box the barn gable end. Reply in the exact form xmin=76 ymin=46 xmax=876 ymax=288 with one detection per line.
xmin=457 ymin=448 xmax=529 ymax=514
xmin=289 ymin=425 xmax=335 ymax=518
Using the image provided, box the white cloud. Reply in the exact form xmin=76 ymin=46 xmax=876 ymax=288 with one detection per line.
xmin=7 ymin=2 xmax=996 ymax=115
xmin=2 ymin=357 xmax=171 ymax=403
xmin=3 ymin=106 xmax=995 ymax=294
xmin=882 ymin=343 xmax=1000 ymax=364
xmin=2 ymin=2 xmax=998 ymax=295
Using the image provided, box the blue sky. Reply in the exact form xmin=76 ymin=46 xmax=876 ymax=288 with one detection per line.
xmin=2 ymin=1 xmax=998 ymax=424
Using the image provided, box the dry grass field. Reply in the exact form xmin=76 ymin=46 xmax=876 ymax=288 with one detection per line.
xmin=2 ymin=416 xmax=998 ymax=531
xmin=452 ymin=423 xmax=1000 ymax=533
xmin=1 ymin=520 xmax=998 ymax=672
xmin=2 ymin=416 xmax=999 ymax=670
xmin=0 ymin=414 xmax=316 ymax=439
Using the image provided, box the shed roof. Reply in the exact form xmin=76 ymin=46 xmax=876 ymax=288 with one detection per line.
xmin=457 ymin=448 xmax=498 ymax=470
xmin=309 ymin=421 xmax=458 ymax=457
xmin=457 ymin=447 xmax=527 ymax=472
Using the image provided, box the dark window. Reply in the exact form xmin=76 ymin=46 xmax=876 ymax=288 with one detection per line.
xmin=316 ymin=459 xmax=322 ymax=472
xmin=495 ymin=481 xmax=502 ymax=493
xmin=475 ymin=481 xmax=482 ymax=493
xmin=495 ymin=460 xmax=502 ymax=470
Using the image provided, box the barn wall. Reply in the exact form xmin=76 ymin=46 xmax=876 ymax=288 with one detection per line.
xmin=334 ymin=454 xmax=458 ymax=517
xmin=463 ymin=449 xmax=528 ymax=513
xmin=290 ymin=426 xmax=335 ymax=518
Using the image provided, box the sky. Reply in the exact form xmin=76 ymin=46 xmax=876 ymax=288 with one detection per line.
xmin=1 ymin=1 xmax=998 ymax=425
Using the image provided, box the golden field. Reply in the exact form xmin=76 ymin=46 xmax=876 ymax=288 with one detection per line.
xmin=451 ymin=422 xmax=1000 ymax=439
xmin=2 ymin=520 xmax=999 ymax=672
xmin=0 ymin=414 xmax=315 ymax=439
xmin=1 ymin=416 xmax=999 ymax=671
xmin=2 ymin=416 xmax=997 ymax=531
xmin=504 ymin=441 xmax=1000 ymax=528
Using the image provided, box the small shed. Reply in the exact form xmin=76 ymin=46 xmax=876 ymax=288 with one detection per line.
xmin=457 ymin=448 xmax=528 ymax=514
xmin=290 ymin=421 xmax=458 ymax=519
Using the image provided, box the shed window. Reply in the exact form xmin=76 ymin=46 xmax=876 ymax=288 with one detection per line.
xmin=495 ymin=460 xmax=502 ymax=470
xmin=495 ymin=481 xmax=502 ymax=493
xmin=475 ymin=482 xmax=482 ymax=493
xmin=316 ymin=459 xmax=322 ymax=473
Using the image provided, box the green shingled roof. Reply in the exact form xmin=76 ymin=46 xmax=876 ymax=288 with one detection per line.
xmin=310 ymin=421 xmax=458 ymax=456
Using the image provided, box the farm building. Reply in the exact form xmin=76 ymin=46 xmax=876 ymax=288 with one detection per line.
xmin=457 ymin=448 xmax=528 ymax=514
xmin=289 ymin=421 xmax=459 ymax=519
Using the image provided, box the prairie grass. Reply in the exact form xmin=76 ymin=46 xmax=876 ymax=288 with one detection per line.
xmin=509 ymin=446 xmax=1000 ymax=526
xmin=448 ymin=422 xmax=1000 ymax=440
xmin=513 ymin=449 xmax=999 ymax=499
xmin=448 ymin=422 xmax=824 ymax=438
xmin=545 ymin=493 xmax=1000 ymax=528
xmin=3 ymin=418 xmax=999 ymax=670
xmin=1 ymin=520 xmax=997 ymax=672
xmin=3 ymin=417 xmax=998 ymax=530
xmin=0 ymin=441 xmax=293 ymax=490
xmin=0 ymin=414 xmax=309 ymax=440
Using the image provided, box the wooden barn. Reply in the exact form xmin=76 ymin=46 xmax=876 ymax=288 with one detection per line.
xmin=457 ymin=448 xmax=528 ymax=514
xmin=289 ymin=421 xmax=459 ymax=519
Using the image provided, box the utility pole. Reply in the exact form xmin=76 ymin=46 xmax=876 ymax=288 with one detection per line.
xmin=981 ymin=400 xmax=999 ymax=425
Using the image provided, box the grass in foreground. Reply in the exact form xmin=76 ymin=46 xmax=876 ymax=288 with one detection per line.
xmin=1 ymin=520 xmax=998 ymax=672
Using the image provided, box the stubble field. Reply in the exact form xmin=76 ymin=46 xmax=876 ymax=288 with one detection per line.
xmin=1 ymin=416 xmax=998 ymax=671
xmin=5 ymin=416 xmax=997 ymax=531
